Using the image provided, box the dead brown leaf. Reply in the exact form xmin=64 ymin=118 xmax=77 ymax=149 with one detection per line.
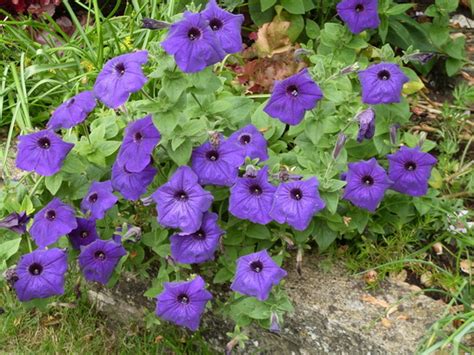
xmin=254 ymin=17 xmax=292 ymax=57
xmin=381 ymin=318 xmax=392 ymax=328
xmin=361 ymin=295 xmax=390 ymax=308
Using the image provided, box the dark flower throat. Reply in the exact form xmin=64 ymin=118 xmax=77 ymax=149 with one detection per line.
xmin=250 ymin=260 xmax=263 ymax=273
xmin=249 ymin=184 xmax=263 ymax=196
xmin=174 ymin=190 xmax=189 ymax=202
xmin=38 ymin=137 xmax=51 ymax=150
xmin=88 ymin=193 xmax=98 ymax=203
xmin=355 ymin=4 xmax=364 ymax=12
xmin=362 ymin=175 xmax=374 ymax=186
xmin=290 ymin=188 xmax=303 ymax=200
xmin=188 ymin=28 xmax=201 ymax=41
xmin=377 ymin=70 xmax=391 ymax=81
xmin=239 ymin=134 xmax=251 ymax=145
xmin=94 ymin=251 xmax=106 ymax=260
xmin=209 ymin=18 xmax=223 ymax=31
xmin=206 ymin=150 xmax=219 ymax=162
xmin=286 ymin=85 xmax=299 ymax=97
xmin=404 ymin=161 xmax=417 ymax=171
xmin=29 ymin=263 xmax=43 ymax=276
xmin=45 ymin=210 xmax=56 ymax=221
xmin=115 ymin=63 xmax=126 ymax=75
xmin=177 ymin=293 xmax=190 ymax=304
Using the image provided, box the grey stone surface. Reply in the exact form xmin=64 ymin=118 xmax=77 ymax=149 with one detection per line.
xmin=88 ymin=254 xmax=447 ymax=354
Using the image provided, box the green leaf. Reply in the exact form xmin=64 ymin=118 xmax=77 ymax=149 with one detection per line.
xmin=281 ymin=0 xmax=305 ymax=14
xmin=248 ymin=0 xmax=275 ymax=25
xmin=379 ymin=16 xmax=389 ymax=42
xmin=321 ymin=191 xmax=339 ymax=214
xmin=260 ymin=0 xmax=277 ymax=11
xmin=386 ymin=3 xmax=414 ymax=15
xmin=246 ymin=224 xmax=271 ymax=240
xmin=96 ymin=141 xmax=121 ymax=157
xmin=213 ymin=268 xmax=233 ymax=283
xmin=313 ymin=222 xmax=337 ymax=251
xmin=445 ymin=58 xmax=463 ymax=77
xmin=288 ymin=14 xmax=305 ymax=42
xmin=45 ymin=173 xmax=63 ymax=195
xmin=167 ymin=140 xmax=192 ymax=165
xmin=0 ymin=237 xmax=21 ymax=263
xmin=305 ymin=19 xmax=320 ymax=39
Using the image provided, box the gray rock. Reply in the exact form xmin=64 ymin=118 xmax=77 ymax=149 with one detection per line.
xmin=88 ymin=254 xmax=447 ymax=354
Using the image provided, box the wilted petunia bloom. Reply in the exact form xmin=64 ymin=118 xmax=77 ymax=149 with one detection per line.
xmin=387 ymin=146 xmax=437 ymax=196
xmin=68 ymin=218 xmax=99 ymax=250
xmin=358 ymin=62 xmax=409 ymax=105
xmin=111 ymin=160 xmax=157 ymax=201
xmin=0 ymin=211 xmax=30 ymax=234
xmin=14 ymin=248 xmax=68 ymax=302
xmin=342 ymin=158 xmax=391 ymax=211
xmin=231 ymin=249 xmax=287 ymax=301
xmin=229 ymin=166 xmax=276 ymax=225
xmin=336 ymin=0 xmax=380 ymax=34
xmin=201 ymin=0 xmax=244 ymax=54
xmin=227 ymin=124 xmax=269 ymax=161
xmin=30 ymin=198 xmax=77 ymax=247
xmin=16 ymin=129 xmax=74 ymax=176
xmin=270 ymin=177 xmax=325 ymax=231
xmin=264 ymin=68 xmax=323 ymax=125
xmin=170 ymin=212 xmax=224 ymax=264
xmin=81 ymin=181 xmax=118 ymax=220
xmin=47 ymin=91 xmax=97 ymax=130
xmin=93 ymin=51 xmax=148 ymax=108
xmin=152 ymin=166 xmax=213 ymax=233
xmin=155 ymin=276 xmax=212 ymax=331
xmin=191 ymin=138 xmax=245 ymax=186
xmin=117 ymin=115 xmax=161 ymax=173
xmin=356 ymin=108 xmax=376 ymax=143
xmin=161 ymin=11 xmax=226 ymax=73
xmin=78 ymin=238 xmax=127 ymax=284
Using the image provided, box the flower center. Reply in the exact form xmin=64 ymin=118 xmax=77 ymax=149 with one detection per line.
xmin=377 ymin=70 xmax=391 ymax=81
xmin=177 ymin=293 xmax=190 ymax=304
xmin=290 ymin=188 xmax=303 ymax=200
xmin=94 ymin=251 xmax=106 ymax=260
xmin=115 ymin=63 xmax=126 ymax=75
xmin=286 ymin=85 xmax=299 ymax=97
xmin=249 ymin=184 xmax=263 ymax=196
xmin=193 ymin=229 xmax=206 ymax=240
xmin=174 ymin=190 xmax=189 ymax=202
xmin=67 ymin=98 xmax=76 ymax=107
xmin=355 ymin=4 xmax=364 ymax=12
xmin=209 ymin=18 xmax=223 ymax=31
xmin=404 ymin=161 xmax=417 ymax=171
xmin=239 ymin=134 xmax=251 ymax=145
xmin=187 ymin=27 xmax=201 ymax=41
xmin=206 ymin=150 xmax=219 ymax=162
xmin=250 ymin=260 xmax=263 ymax=273
xmin=45 ymin=210 xmax=56 ymax=221
xmin=80 ymin=231 xmax=89 ymax=239
xmin=88 ymin=193 xmax=98 ymax=203
xmin=134 ymin=131 xmax=143 ymax=142
xmin=28 ymin=263 xmax=43 ymax=276
xmin=38 ymin=137 xmax=51 ymax=150
xmin=362 ymin=175 xmax=374 ymax=186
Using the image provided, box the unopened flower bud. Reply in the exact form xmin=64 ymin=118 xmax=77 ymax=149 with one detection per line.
xmin=356 ymin=108 xmax=375 ymax=143
xmin=294 ymin=48 xmax=311 ymax=62
xmin=405 ymin=52 xmax=435 ymax=64
xmin=209 ymin=131 xmax=222 ymax=148
xmin=140 ymin=196 xmax=154 ymax=206
xmin=389 ymin=123 xmax=400 ymax=145
xmin=269 ymin=312 xmax=280 ymax=333
xmin=340 ymin=62 xmax=360 ymax=75
xmin=3 ymin=267 xmax=18 ymax=287
xmin=418 ymin=132 xmax=427 ymax=148
xmin=123 ymin=225 xmax=142 ymax=242
xmin=142 ymin=18 xmax=170 ymax=30
xmin=243 ymin=165 xmax=258 ymax=178
xmin=332 ymin=133 xmax=347 ymax=160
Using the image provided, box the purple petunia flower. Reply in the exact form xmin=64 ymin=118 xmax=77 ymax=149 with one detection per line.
xmin=387 ymin=146 xmax=437 ymax=196
xmin=201 ymin=0 xmax=244 ymax=54
xmin=336 ymin=0 xmax=380 ymax=34
xmin=117 ymin=115 xmax=161 ymax=173
xmin=13 ymin=248 xmax=68 ymax=302
xmin=68 ymin=218 xmax=99 ymax=250
xmin=231 ymin=249 xmax=287 ymax=301
xmin=155 ymin=276 xmax=212 ymax=331
xmin=270 ymin=177 xmax=325 ymax=231
xmin=47 ymin=91 xmax=97 ymax=130
xmin=78 ymin=238 xmax=127 ymax=284
xmin=30 ymin=198 xmax=77 ymax=248
xmin=93 ymin=51 xmax=148 ymax=109
xmin=227 ymin=124 xmax=269 ymax=161
xmin=111 ymin=160 xmax=157 ymax=201
xmin=151 ymin=166 xmax=213 ymax=233
xmin=356 ymin=108 xmax=375 ymax=143
xmin=170 ymin=212 xmax=224 ymax=264
xmin=81 ymin=181 xmax=118 ymax=220
xmin=161 ymin=12 xmax=226 ymax=73
xmin=0 ymin=211 xmax=30 ymax=234
xmin=229 ymin=166 xmax=276 ymax=225
xmin=264 ymin=68 xmax=323 ymax=125
xmin=342 ymin=158 xmax=391 ymax=211
xmin=16 ymin=129 xmax=74 ymax=176
xmin=358 ymin=62 xmax=409 ymax=105
xmin=191 ymin=138 xmax=245 ymax=186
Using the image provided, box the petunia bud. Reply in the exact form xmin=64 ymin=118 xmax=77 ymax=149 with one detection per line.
xmin=418 ymin=132 xmax=427 ymax=148
xmin=209 ymin=131 xmax=222 ymax=148
xmin=140 ymin=195 xmax=154 ymax=206
xmin=332 ymin=133 xmax=347 ymax=160
xmin=0 ymin=212 xmax=30 ymax=234
xmin=389 ymin=123 xmax=400 ymax=145
xmin=356 ymin=108 xmax=376 ymax=143
xmin=123 ymin=225 xmax=142 ymax=242
xmin=405 ymin=52 xmax=435 ymax=64
xmin=3 ymin=267 xmax=19 ymax=287
xmin=294 ymin=48 xmax=311 ymax=62
xmin=340 ymin=62 xmax=360 ymax=75
xmin=269 ymin=312 xmax=280 ymax=333
xmin=243 ymin=165 xmax=258 ymax=178
xmin=142 ymin=18 xmax=170 ymax=30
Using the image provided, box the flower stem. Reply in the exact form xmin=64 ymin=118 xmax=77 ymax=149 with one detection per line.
xmin=191 ymin=93 xmax=203 ymax=110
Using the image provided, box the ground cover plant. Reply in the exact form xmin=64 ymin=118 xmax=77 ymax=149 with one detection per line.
xmin=0 ymin=0 xmax=472 ymax=352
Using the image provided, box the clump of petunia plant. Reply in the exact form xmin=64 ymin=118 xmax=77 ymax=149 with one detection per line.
xmin=0 ymin=0 xmax=442 ymax=349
